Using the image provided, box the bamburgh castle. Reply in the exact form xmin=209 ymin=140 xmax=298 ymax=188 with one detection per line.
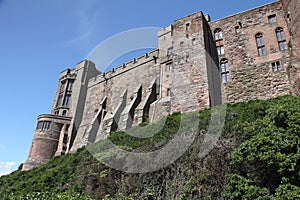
xmin=23 ymin=0 xmax=300 ymax=171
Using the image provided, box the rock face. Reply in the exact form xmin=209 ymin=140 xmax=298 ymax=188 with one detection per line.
xmin=23 ymin=1 xmax=300 ymax=171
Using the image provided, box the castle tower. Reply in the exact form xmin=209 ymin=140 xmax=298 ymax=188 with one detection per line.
xmin=21 ymin=115 xmax=71 ymax=171
xmin=170 ymin=11 xmax=221 ymax=113
xmin=22 ymin=60 xmax=100 ymax=171
xmin=280 ymin=0 xmax=300 ymax=96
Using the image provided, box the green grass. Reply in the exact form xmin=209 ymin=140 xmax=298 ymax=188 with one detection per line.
xmin=1 ymin=95 xmax=299 ymax=199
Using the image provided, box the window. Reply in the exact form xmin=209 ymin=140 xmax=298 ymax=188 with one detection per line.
xmin=63 ymin=95 xmax=71 ymax=106
xmin=235 ymin=26 xmax=240 ymax=34
xmin=167 ymin=88 xmax=171 ymax=97
xmin=167 ymin=47 xmax=173 ymax=56
xmin=186 ymin=55 xmax=189 ymax=63
xmin=276 ymin=28 xmax=288 ymax=51
xmin=62 ymin=110 xmax=67 ymax=116
xmin=60 ymin=81 xmax=66 ymax=93
xmin=220 ymin=59 xmax=230 ymax=83
xmin=37 ymin=121 xmax=51 ymax=130
xmin=217 ymin=45 xmax=225 ymax=55
xmin=214 ymin=28 xmax=222 ymax=41
xmin=186 ymin=23 xmax=190 ymax=31
xmin=192 ymin=38 xmax=196 ymax=46
xmin=165 ymin=62 xmax=173 ymax=71
xmin=255 ymin=33 xmax=266 ymax=56
xmin=67 ymin=80 xmax=74 ymax=91
xmin=268 ymin=14 xmax=277 ymax=24
xmin=63 ymin=134 xmax=68 ymax=144
xmin=286 ymin=12 xmax=291 ymax=22
xmin=56 ymin=94 xmax=63 ymax=107
xmin=272 ymin=61 xmax=281 ymax=72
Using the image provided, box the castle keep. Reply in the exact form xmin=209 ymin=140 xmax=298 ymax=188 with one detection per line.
xmin=23 ymin=0 xmax=300 ymax=171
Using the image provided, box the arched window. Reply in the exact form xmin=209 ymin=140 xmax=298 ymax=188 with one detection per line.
xmin=220 ymin=59 xmax=230 ymax=83
xmin=214 ymin=28 xmax=222 ymax=41
xmin=186 ymin=23 xmax=190 ymax=31
xmin=255 ymin=33 xmax=266 ymax=56
xmin=276 ymin=27 xmax=288 ymax=51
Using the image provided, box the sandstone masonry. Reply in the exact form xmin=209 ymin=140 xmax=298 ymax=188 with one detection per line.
xmin=23 ymin=0 xmax=300 ymax=171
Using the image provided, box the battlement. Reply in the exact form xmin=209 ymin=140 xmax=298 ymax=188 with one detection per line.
xmin=158 ymin=25 xmax=173 ymax=38
xmin=59 ymin=68 xmax=76 ymax=80
xmin=88 ymin=49 xmax=159 ymax=87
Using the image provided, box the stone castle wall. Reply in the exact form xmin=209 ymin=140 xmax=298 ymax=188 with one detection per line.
xmin=23 ymin=1 xmax=300 ymax=171
xmin=70 ymin=50 xmax=161 ymax=151
xmin=210 ymin=1 xmax=291 ymax=103
xmin=281 ymin=0 xmax=300 ymax=96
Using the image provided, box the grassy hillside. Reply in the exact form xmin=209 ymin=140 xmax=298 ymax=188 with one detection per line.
xmin=0 ymin=95 xmax=300 ymax=199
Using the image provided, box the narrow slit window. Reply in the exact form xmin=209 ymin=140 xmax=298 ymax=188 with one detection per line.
xmin=167 ymin=88 xmax=171 ymax=97
xmin=186 ymin=23 xmax=190 ymax=31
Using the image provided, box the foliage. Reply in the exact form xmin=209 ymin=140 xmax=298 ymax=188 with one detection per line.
xmin=1 ymin=95 xmax=300 ymax=199
xmin=224 ymin=174 xmax=271 ymax=200
xmin=1 ymin=192 xmax=95 ymax=200
xmin=225 ymin=95 xmax=300 ymax=199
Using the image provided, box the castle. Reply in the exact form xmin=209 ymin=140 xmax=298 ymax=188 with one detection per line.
xmin=22 ymin=0 xmax=300 ymax=171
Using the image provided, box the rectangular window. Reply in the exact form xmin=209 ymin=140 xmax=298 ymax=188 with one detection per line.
xmin=272 ymin=61 xmax=281 ymax=72
xmin=268 ymin=14 xmax=277 ymax=24
xmin=167 ymin=88 xmax=171 ymax=97
xmin=37 ymin=121 xmax=51 ymax=130
xmin=63 ymin=134 xmax=68 ymax=144
xmin=67 ymin=80 xmax=74 ymax=91
xmin=63 ymin=95 xmax=71 ymax=106
xmin=60 ymin=81 xmax=66 ymax=93
xmin=217 ymin=45 xmax=224 ymax=55
xmin=56 ymin=94 xmax=63 ymax=107
xmin=165 ymin=63 xmax=173 ymax=71
xmin=167 ymin=47 xmax=173 ymax=56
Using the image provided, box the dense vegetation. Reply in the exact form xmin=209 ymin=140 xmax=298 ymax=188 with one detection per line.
xmin=0 ymin=95 xmax=299 ymax=199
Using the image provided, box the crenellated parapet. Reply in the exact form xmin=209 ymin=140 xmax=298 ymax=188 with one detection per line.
xmin=88 ymin=49 xmax=159 ymax=87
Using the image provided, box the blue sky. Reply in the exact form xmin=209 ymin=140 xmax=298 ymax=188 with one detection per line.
xmin=0 ymin=0 xmax=276 ymax=176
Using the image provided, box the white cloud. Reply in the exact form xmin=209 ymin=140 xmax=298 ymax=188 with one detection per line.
xmin=0 ymin=162 xmax=17 ymax=176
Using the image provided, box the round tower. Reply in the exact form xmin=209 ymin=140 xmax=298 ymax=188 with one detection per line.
xmin=22 ymin=114 xmax=71 ymax=171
